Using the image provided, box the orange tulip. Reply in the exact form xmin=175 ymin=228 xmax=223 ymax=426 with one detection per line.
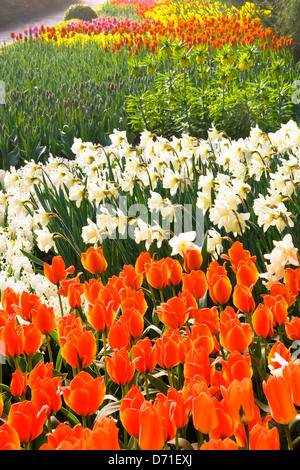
xmin=105 ymin=347 xmax=135 ymax=386
xmin=57 ymin=311 xmax=83 ymax=342
xmin=28 ymin=361 xmax=53 ymax=389
xmin=282 ymin=362 xmax=300 ymax=406
xmin=132 ymin=337 xmax=156 ymax=374
xmin=31 ymin=376 xmax=62 ymax=415
xmin=210 ymin=351 xmax=252 ymax=390
xmin=166 ymin=388 xmax=189 ymax=430
xmin=145 ymin=258 xmax=170 ymax=290
xmin=0 ymin=316 xmax=24 ymax=358
xmin=10 ymin=369 xmax=27 ymax=398
xmin=154 ymin=328 xmax=184 ymax=370
xmin=194 ymin=307 xmax=219 ymax=335
xmin=252 ymin=303 xmax=274 ymax=339
xmin=184 ymin=346 xmax=210 ymax=384
xmin=83 ymin=278 xmax=103 ymax=304
xmin=285 ymin=317 xmax=300 ymax=341
xmin=268 ymin=341 xmax=291 ymax=375
xmin=200 ymin=437 xmax=239 ymax=450
xmin=154 ymin=392 xmax=178 ymax=441
xmin=121 ymin=307 xmax=144 ymax=340
xmin=81 ymin=246 xmax=107 ymax=275
xmin=22 ymin=323 xmax=43 ymax=357
xmin=62 ymin=371 xmax=106 ymax=416
xmin=182 ymin=247 xmax=203 ymax=273
xmin=96 ymin=282 xmax=120 ymax=312
xmin=157 ymin=296 xmax=191 ymax=329
xmin=40 ymin=422 xmax=88 ymax=450
xmin=186 ymin=322 xmax=215 ymax=355
xmin=1 ymin=287 xmax=20 ymax=315
xmin=87 ymin=297 xmax=116 ymax=332
xmin=66 ymin=282 xmax=84 ymax=310
xmin=206 ymin=262 xmax=232 ymax=305
xmin=7 ymin=400 xmax=48 ymax=443
xmin=90 ymin=417 xmax=120 ymax=450
xmin=220 ymin=317 xmax=253 ymax=353
xmin=249 ymin=423 xmax=280 ymax=450
xmin=0 ymin=424 xmax=20 ymax=450
xmin=44 ymin=256 xmax=74 ymax=286
xmin=60 ymin=325 xmax=96 ymax=370
xmin=14 ymin=291 xmax=42 ymax=322
xmin=263 ymin=375 xmax=297 ymax=425
xmin=138 ymin=400 xmax=165 ymax=450
xmin=0 ymin=394 xmax=3 ymax=418
xmin=108 ymin=317 xmax=131 ymax=351
xmin=284 ymin=267 xmax=300 ymax=296
xmin=164 ymin=257 xmax=183 ymax=286
xmin=182 ymin=270 xmax=208 ymax=300
xmin=221 ymin=241 xmax=256 ymax=273
xmin=262 ymin=294 xmax=288 ymax=327
xmin=220 ymin=377 xmax=256 ymax=425
xmin=135 ymin=251 xmax=153 ymax=278
xmin=209 ymin=398 xmax=237 ymax=440
xmin=192 ymin=390 xmax=218 ymax=435
xmin=119 ymin=286 xmax=147 ymax=316
xmin=120 ymin=385 xmax=145 ymax=438
xmin=270 ymin=282 xmax=296 ymax=308
xmin=119 ymin=264 xmax=143 ymax=290
xmin=31 ymin=304 xmax=56 ymax=335
xmin=236 ymin=259 xmax=259 ymax=287
xmin=232 ymin=284 xmax=255 ymax=313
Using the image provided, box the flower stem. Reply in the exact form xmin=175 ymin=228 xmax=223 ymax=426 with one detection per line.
xmin=284 ymin=424 xmax=293 ymax=450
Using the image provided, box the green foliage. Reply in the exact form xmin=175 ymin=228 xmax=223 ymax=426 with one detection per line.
xmin=95 ymin=2 xmax=141 ymax=21
xmin=63 ymin=3 xmax=98 ymax=22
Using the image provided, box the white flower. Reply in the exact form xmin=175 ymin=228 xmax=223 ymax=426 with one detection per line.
xmin=69 ymin=182 xmax=85 ymax=208
xmin=168 ymin=231 xmax=199 ymax=256
xmin=268 ymin=352 xmax=289 ymax=377
xmin=34 ymin=227 xmax=55 ymax=253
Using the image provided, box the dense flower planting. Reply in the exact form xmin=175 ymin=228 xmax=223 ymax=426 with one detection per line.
xmin=0 ymin=121 xmax=299 ymax=449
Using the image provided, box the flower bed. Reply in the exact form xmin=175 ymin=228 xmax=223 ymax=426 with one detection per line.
xmin=0 ymin=121 xmax=299 ymax=449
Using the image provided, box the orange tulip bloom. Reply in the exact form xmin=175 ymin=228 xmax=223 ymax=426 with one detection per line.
xmin=268 ymin=341 xmax=291 ymax=375
xmin=135 ymin=251 xmax=153 ymax=278
xmin=105 ymin=347 xmax=135 ymax=386
xmin=164 ymin=257 xmax=183 ymax=286
xmin=62 ymin=371 xmax=106 ymax=416
xmin=186 ymin=322 xmax=215 ymax=355
xmin=0 ymin=423 xmax=20 ymax=450
xmin=232 ymin=284 xmax=255 ymax=313
xmin=182 ymin=247 xmax=203 ymax=273
xmin=236 ymin=259 xmax=259 ymax=287
xmin=81 ymin=246 xmax=107 ymax=275
xmin=83 ymin=278 xmax=103 ymax=304
xmin=166 ymin=388 xmax=189 ymax=430
xmin=284 ymin=267 xmax=300 ymax=296
xmin=154 ymin=392 xmax=178 ymax=441
xmin=132 ymin=337 xmax=156 ymax=374
xmin=200 ymin=437 xmax=239 ymax=450
xmin=119 ymin=286 xmax=147 ymax=316
xmin=15 ymin=291 xmax=42 ymax=322
xmin=282 ymin=362 xmax=300 ymax=406
xmin=44 ymin=256 xmax=75 ymax=286
xmin=157 ymin=296 xmax=191 ymax=329
xmin=250 ymin=423 xmax=280 ymax=450
xmin=220 ymin=317 xmax=253 ymax=353
xmin=40 ymin=422 xmax=88 ymax=450
xmin=87 ymin=297 xmax=116 ymax=332
xmin=1 ymin=287 xmax=20 ymax=315
xmin=10 ymin=369 xmax=27 ymax=398
xmin=262 ymin=294 xmax=288 ymax=327
xmin=192 ymin=392 xmax=219 ymax=436
xmin=138 ymin=400 xmax=165 ymax=450
xmin=31 ymin=304 xmax=56 ymax=335
xmin=31 ymin=376 xmax=62 ymax=415
xmin=60 ymin=326 xmax=96 ymax=370
xmin=121 ymin=307 xmax=144 ymax=340
xmin=194 ymin=307 xmax=219 ymax=335
xmin=183 ymin=346 xmax=210 ymax=384
xmin=108 ymin=317 xmax=131 ymax=351
xmin=0 ymin=316 xmax=24 ymax=358
xmin=220 ymin=378 xmax=256 ymax=425
xmin=207 ymin=262 xmax=232 ymax=305
xmin=7 ymin=400 xmax=48 ymax=443
xmin=210 ymin=351 xmax=252 ymax=390
xmin=285 ymin=317 xmax=300 ymax=341
xmin=145 ymin=258 xmax=170 ymax=290
xmin=270 ymin=282 xmax=296 ymax=308
xmin=28 ymin=361 xmax=53 ymax=389
xmin=22 ymin=323 xmax=43 ymax=357
xmin=182 ymin=270 xmax=208 ymax=300
xmin=252 ymin=303 xmax=274 ymax=339
xmin=263 ymin=375 xmax=297 ymax=425
xmin=120 ymin=385 xmax=145 ymax=438
xmin=154 ymin=329 xmax=184 ymax=370
xmin=66 ymin=282 xmax=84 ymax=310
xmin=90 ymin=417 xmax=120 ymax=450
xmin=209 ymin=398 xmax=237 ymax=440
xmin=119 ymin=264 xmax=143 ymax=290
xmin=221 ymin=241 xmax=256 ymax=273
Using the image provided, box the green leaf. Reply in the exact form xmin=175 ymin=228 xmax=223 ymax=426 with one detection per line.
xmin=59 ymin=406 xmax=81 ymax=425
xmin=147 ymin=373 xmax=169 ymax=395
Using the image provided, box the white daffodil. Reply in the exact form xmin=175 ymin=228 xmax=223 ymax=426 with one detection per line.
xmin=34 ymin=227 xmax=55 ymax=253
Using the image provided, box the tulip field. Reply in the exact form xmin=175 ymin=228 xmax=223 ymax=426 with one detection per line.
xmin=0 ymin=0 xmax=300 ymax=452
